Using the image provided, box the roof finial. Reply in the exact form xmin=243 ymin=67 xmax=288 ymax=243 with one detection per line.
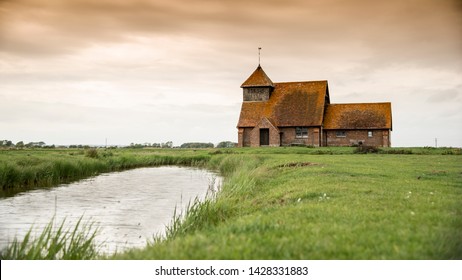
xmin=258 ymin=47 xmax=261 ymax=66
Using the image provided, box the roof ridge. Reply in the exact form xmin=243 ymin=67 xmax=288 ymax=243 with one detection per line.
xmin=241 ymin=65 xmax=274 ymax=88
xmin=275 ymin=80 xmax=328 ymax=84
xmin=328 ymin=102 xmax=391 ymax=105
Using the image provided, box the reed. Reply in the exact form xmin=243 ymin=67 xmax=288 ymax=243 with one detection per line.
xmin=0 ymin=216 xmax=100 ymax=260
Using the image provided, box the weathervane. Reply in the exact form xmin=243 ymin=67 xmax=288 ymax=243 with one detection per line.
xmin=258 ymin=47 xmax=262 ymax=65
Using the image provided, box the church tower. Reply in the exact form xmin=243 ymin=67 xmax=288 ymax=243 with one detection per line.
xmin=240 ymin=65 xmax=274 ymax=101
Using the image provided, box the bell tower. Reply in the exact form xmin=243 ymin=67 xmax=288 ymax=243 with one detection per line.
xmin=240 ymin=64 xmax=274 ymax=101
xmin=241 ymin=48 xmax=274 ymax=102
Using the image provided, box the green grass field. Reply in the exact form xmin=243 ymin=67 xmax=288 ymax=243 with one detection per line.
xmin=1 ymin=147 xmax=461 ymax=259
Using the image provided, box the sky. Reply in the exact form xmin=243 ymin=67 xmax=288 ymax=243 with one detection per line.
xmin=0 ymin=0 xmax=461 ymax=147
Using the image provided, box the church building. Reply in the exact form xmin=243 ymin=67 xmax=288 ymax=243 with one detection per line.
xmin=237 ymin=65 xmax=392 ymax=147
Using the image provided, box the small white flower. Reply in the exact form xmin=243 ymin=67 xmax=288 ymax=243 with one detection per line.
xmin=408 ymin=191 xmax=412 ymax=194
xmin=297 ymin=198 xmax=301 ymax=203
xmin=410 ymin=211 xmax=415 ymax=216
xmin=430 ymin=192 xmax=434 ymax=195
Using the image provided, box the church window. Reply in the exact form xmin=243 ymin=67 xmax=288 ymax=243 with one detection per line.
xmin=295 ymin=127 xmax=308 ymax=138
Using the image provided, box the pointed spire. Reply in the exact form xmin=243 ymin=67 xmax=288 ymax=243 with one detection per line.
xmin=241 ymin=64 xmax=274 ymax=88
xmin=258 ymin=47 xmax=261 ymax=65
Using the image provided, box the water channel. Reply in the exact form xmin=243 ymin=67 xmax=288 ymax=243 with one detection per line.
xmin=0 ymin=166 xmax=221 ymax=254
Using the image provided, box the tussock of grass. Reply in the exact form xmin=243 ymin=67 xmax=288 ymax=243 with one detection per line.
xmin=0 ymin=217 xmax=100 ymax=260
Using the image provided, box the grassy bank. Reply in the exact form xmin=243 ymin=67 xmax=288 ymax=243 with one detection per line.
xmin=0 ymin=148 xmax=210 ymax=197
xmin=1 ymin=147 xmax=461 ymax=259
xmin=116 ymin=149 xmax=461 ymax=259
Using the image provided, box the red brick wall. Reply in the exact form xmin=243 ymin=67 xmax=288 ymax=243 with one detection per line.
xmin=237 ymin=121 xmax=280 ymax=147
xmin=240 ymin=127 xmax=390 ymax=147
xmin=238 ymin=128 xmax=243 ymax=147
xmin=249 ymin=118 xmax=280 ymax=147
xmin=243 ymin=128 xmax=252 ymax=147
xmin=325 ymin=129 xmax=391 ymax=147
xmin=279 ymin=127 xmax=321 ymax=146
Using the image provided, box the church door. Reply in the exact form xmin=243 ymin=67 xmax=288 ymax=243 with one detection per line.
xmin=260 ymin=129 xmax=269 ymax=146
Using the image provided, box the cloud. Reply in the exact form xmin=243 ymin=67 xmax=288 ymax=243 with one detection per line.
xmin=2 ymin=0 xmax=461 ymax=65
xmin=0 ymin=0 xmax=461 ymax=146
xmin=427 ymin=88 xmax=462 ymax=103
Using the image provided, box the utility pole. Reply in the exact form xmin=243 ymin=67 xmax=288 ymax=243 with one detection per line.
xmin=435 ymin=138 xmax=437 ymax=148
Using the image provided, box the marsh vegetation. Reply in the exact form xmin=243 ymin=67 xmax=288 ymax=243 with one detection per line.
xmin=1 ymin=147 xmax=461 ymax=259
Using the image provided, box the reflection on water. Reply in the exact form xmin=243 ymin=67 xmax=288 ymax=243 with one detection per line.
xmin=0 ymin=166 xmax=221 ymax=254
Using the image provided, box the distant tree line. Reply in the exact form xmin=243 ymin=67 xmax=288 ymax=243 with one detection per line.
xmin=69 ymin=145 xmax=95 ymax=149
xmin=216 ymin=141 xmax=237 ymax=148
xmin=126 ymin=141 xmax=236 ymax=149
xmin=1 ymin=139 xmax=237 ymax=149
xmin=1 ymin=140 xmax=55 ymax=148
xmin=180 ymin=142 xmax=214 ymax=148
xmin=129 ymin=141 xmax=173 ymax=149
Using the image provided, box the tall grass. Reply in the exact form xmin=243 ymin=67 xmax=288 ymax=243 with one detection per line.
xmin=150 ymin=173 xmax=225 ymax=243
xmin=161 ymin=198 xmax=218 ymax=241
xmin=0 ymin=149 xmax=211 ymax=196
xmin=0 ymin=216 xmax=100 ymax=260
xmin=126 ymin=154 xmax=268 ymax=258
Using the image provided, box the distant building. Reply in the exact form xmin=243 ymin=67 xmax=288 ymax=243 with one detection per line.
xmin=237 ymin=65 xmax=392 ymax=147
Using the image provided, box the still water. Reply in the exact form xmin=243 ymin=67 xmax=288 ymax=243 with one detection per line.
xmin=0 ymin=166 xmax=221 ymax=254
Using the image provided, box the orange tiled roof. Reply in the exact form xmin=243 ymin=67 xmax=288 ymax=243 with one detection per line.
xmin=237 ymin=80 xmax=329 ymax=127
xmin=323 ymin=103 xmax=392 ymax=130
xmin=241 ymin=65 xmax=274 ymax=88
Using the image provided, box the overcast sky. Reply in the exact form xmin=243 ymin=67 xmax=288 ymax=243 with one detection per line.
xmin=1 ymin=0 xmax=461 ymax=147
